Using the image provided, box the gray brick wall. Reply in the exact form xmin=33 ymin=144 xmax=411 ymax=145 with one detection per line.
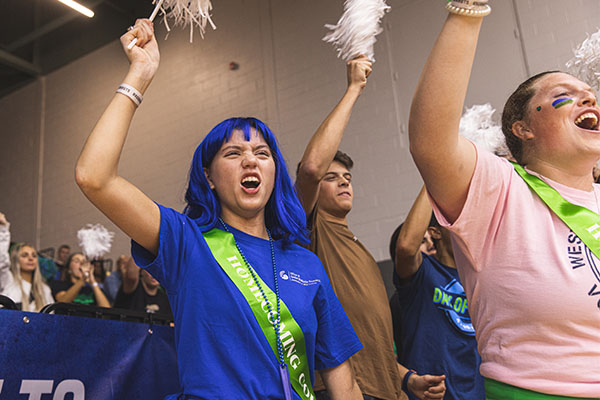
xmin=1 ymin=0 xmax=599 ymax=265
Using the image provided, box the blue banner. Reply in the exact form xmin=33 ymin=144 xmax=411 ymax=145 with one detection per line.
xmin=0 ymin=310 xmax=180 ymax=399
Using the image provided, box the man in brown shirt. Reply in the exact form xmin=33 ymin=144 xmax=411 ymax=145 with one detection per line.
xmin=295 ymin=56 xmax=446 ymax=400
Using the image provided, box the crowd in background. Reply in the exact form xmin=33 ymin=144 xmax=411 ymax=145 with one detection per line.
xmin=0 ymin=212 xmax=171 ymax=318
xmin=3 ymin=1 xmax=600 ymax=398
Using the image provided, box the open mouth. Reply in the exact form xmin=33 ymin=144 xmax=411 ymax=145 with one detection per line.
xmin=241 ymin=176 xmax=261 ymax=190
xmin=574 ymin=112 xmax=599 ymax=131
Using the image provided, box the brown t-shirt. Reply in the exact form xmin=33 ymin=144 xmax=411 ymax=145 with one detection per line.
xmin=308 ymin=207 xmax=404 ymax=400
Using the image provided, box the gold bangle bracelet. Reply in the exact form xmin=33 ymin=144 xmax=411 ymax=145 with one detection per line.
xmin=445 ymin=2 xmax=491 ymax=17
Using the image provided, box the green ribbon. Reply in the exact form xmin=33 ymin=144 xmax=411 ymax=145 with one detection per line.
xmin=203 ymin=228 xmax=316 ymax=400
xmin=512 ymin=162 xmax=600 ymax=260
xmin=485 ymin=378 xmax=597 ymax=399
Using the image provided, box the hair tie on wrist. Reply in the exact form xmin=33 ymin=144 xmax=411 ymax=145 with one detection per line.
xmin=402 ymin=370 xmax=416 ymax=394
xmin=116 ymin=83 xmax=143 ymax=106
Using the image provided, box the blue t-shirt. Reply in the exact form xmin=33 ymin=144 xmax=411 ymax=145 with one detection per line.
xmin=394 ymin=253 xmax=484 ymax=400
xmin=132 ymin=205 xmax=362 ymax=400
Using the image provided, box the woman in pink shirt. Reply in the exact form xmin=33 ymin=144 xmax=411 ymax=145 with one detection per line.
xmin=409 ymin=1 xmax=600 ymax=399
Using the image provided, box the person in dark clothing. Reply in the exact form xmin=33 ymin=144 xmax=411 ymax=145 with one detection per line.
xmin=114 ymin=257 xmax=172 ymax=317
xmin=51 ymin=252 xmax=110 ymax=308
xmin=390 ymin=187 xmax=483 ymax=400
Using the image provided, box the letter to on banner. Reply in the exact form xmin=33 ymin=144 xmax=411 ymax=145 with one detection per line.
xmin=20 ymin=380 xmax=53 ymax=400
xmin=53 ymin=380 xmax=85 ymax=400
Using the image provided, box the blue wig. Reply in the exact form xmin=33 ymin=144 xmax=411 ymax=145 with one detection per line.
xmin=184 ymin=117 xmax=309 ymax=245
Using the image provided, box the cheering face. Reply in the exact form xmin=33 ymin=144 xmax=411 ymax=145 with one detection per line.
xmin=420 ymin=230 xmax=436 ymax=256
xmin=318 ymin=161 xmax=353 ymax=218
xmin=524 ymin=73 xmax=600 ymax=163
xmin=57 ymin=246 xmax=70 ymax=263
xmin=18 ymin=246 xmax=38 ymax=273
xmin=205 ymin=129 xmax=276 ymax=222
xmin=69 ymin=253 xmax=89 ymax=280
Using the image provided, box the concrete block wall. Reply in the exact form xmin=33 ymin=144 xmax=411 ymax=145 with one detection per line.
xmin=0 ymin=80 xmax=42 ymax=245
xmin=1 ymin=0 xmax=599 ymax=265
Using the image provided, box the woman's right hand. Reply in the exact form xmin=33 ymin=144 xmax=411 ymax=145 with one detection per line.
xmin=120 ymin=19 xmax=160 ymax=85
xmin=79 ymin=261 xmax=94 ymax=284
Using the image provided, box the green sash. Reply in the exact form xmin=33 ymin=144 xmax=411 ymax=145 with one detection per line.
xmin=203 ymin=228 xmax=316 ymax=400
xmin=513 ymin=162 xmax=600 ymax=260
xmin=485 ymin=378 xmax=595 ymax=400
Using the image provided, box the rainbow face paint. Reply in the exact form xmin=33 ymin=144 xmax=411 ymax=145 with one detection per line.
xmin=552 ymin=98 xmax=573 ymax=109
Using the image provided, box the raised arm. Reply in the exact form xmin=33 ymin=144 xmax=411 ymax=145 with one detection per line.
xmin=409 ymin=10 xmax=485 ymax=223
xmin=394 ymin=186 xmax=432 ymax=280
xmin=295 ymin=56 xmax=372 ymax=215
xmin=75 ymin=19 xmax=161 ymax=255
xmin=0 ymin=213 xmax=11 ymax=288
xmin=121 ymin=256 xmax=140 ymax=294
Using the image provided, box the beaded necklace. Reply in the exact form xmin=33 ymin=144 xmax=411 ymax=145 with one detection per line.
xmin=218 ymin=219 xmax=292 ymax=399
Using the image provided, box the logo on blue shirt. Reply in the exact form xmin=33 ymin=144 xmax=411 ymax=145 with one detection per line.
xmin=432 ymin=279 xmax=475 ymax=336
xmin=280 ymin=270 xmax=320 ymax=286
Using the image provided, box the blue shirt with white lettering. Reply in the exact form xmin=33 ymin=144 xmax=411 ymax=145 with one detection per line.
xmin=132 ymin=205 xmax=362 ymax=399
xmin=394 ymin=253 xmax=484 ymax=400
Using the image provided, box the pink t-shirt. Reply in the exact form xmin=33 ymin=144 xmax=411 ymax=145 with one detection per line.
xmin=431 ymin=146 xmax=600 ymax=397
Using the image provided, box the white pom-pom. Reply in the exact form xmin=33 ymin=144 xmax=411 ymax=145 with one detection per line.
xmin=323 ymin=0 xmax=391 ymax=61
xmin=77 ymin=224 xmax=114 ymax=260
xmin=566 ymin=29 xmax=600 ymax=92
xmin=459 ymin=104 xmax=509 ymax=156
xmin=155 ymin=0 xmax=216 ymax=41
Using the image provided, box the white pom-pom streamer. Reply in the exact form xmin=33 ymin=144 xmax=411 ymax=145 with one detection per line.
xmin=459 ymin=104 xmax=509 ymax=156
xmin=129 ymin=0 xmax=215 ymax=47
xmin=323 ymin=0 xmax=390 ymax=61
xmin=159 ymin=0 xmax=216 ymax=41
xmin=77 ymin=224 xmax=114 ymax=260
xmin=566 ymin=28 xmax=600 ymax=93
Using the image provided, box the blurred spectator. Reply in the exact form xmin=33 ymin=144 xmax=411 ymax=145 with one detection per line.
xmin=55 ymin=244 xmax=70 ymax=280
xmin=0 ymin=213 xmax=54 ymax=311
xmin=51 ymin=252 xmax=110 ymax=308
xmin=391 ymin=187 xmax=483 ymax=399
xmin=92 ymin=258 xmax=106 ymax=284
xmin=389 ymin=219 xmax=438 ymax=359
xmin=104 ymin=255 xmax=129 ymax=304
xmin=38 ymin=255 xmax=58 ymax=282
xmin=114 ymin=257 xmax=171 ymax=317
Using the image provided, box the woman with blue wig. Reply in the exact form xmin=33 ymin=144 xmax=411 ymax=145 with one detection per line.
xmin=76 ymin=19 xmax=363 ymax=400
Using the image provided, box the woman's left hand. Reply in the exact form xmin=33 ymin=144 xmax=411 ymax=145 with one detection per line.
xmin=408 ymin=373 xmax=446 ymax=400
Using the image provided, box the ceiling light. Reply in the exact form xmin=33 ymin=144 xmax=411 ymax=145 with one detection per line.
xmin=57 ymin=0 xmax=95 ymax=18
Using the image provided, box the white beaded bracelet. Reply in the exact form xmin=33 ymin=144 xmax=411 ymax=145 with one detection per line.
xmin=446 ymin=0 xmax=491 ymax=17
xmin=116 ymin=83 xmax=143 ymax=107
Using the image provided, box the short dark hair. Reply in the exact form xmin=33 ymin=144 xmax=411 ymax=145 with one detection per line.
xmin=429 ymin=212 xmax=439 ymax=228
xmin=58 ymin=244 xmax=70 ymax=251
xmin=333 ymin=150 xmax=353 ymax=171
xmin=501 ymin=71 xmax=560 ymax=163
xmin=389 ymin=223 xmax=404 ymax=261
xmin=296 ymin=150 xmax=354 ymax=176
